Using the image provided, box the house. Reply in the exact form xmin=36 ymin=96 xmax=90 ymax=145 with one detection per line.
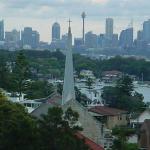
xmin=130 ymin=109 xmax=150 ymax=128
xmin=80 ymin=70 xmax=95 ymax=79
xmin=138 ymin=119 xmax=150 ymax=150
xmin=89 ymin=106 xmax=128 ymax=129
xmin=101 ymin=70 xmax=123 ymax=83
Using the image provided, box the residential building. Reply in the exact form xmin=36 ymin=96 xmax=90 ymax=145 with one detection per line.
xmin=89 ymin=106 xmax=128 ymax=129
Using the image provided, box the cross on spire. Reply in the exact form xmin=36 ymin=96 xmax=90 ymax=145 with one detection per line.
xmin=68 ymin=19 xmax=72 ymax=28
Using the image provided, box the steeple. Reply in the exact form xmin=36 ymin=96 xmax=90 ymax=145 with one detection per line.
xmin=62 ymin=19 xmax=75 ymax=105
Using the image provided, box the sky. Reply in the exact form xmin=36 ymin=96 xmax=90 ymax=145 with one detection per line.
xmin=0 ymin=0 xmax=150 ymax=42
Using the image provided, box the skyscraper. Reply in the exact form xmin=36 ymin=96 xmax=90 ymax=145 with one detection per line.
xmin=0 ymin=20 xmax=4 ymax=41
xmin=105 ymin=18 xmax=113 ymax=40
xmin=143 ymin=19 xmax=150 ymax=43
xmin=85 ymin=31 xmax=98 ymax=48
xmin=119 ymin=27 xmax=133 ymax=48
xmin=21 ymin=27 xmax=39 ymax=49
xmin=52 ymin=22 xmax=60 ymax=41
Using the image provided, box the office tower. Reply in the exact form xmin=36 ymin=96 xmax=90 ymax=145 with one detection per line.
xmin=137 ymin=30 xmax=143 ymax=41
xmin=119 ymin=27 xmax=133 ymax=48
xmin=12 ymin=29 xmax=20 ymax=42
xmin=5 ymin=29 xmax=20 ymax=43
xmin=85 ymin=31 xmax=98 ymax=48
xmin=97 ymin=34 xmax=105 ymax=48
xmin=52 ymin=22 xmax=60 ymax=41
xmin=21 ymin=27 xmax=39 ymax=49
xmin=0 ymin=20 xmax=4 ymax=41
xmin=32 ymin=31 xmax=40 ymax=49
xmin=105 ymin=18 xmax=113 ymax=40
xmin=143 ymin=19 xmax=150 ymax=43
xmin=74 ymin=38 xmax=83 ymax=48
xmin=81 ymin=12 xmax=86 ymax=44
xmin=112 ymin=34 xmax=119 ymax=47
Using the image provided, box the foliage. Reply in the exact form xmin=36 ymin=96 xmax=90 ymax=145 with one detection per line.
xmin=13 ymin=51 xmax=30 ymax=96
xmin=101 ymin=76 xmax=145 ymax=112
xmin=0 ymin=99 xmax=90 ymax=150
xmin=112 ymin=127 xmax=138 ymax=150
xmin=38 ymin=107 xmax=89 ymax=150
xmin=0 ymin=89 xmax=7 ymax=101
xmin=85 ymin=78 xmax=94 ymax=91
xmin=0 ymin=100 xmax=38 ymax=150
xmin=25 ymin=80 xmax=54 ymax=99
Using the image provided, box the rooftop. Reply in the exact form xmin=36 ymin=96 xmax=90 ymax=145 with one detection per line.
xmin=76 ymin=132 xmax=104 ymax=150
xmin=89 ymin=106 xmax=127 ymax=116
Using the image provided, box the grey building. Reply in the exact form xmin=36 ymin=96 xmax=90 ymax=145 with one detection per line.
xmin=143 ymin=19 xmax=150 ymax=43
xmin=52 ymin=22 xmax=60 ymax=42
xmin=21 ymin=27 xmax=39 ymax=49
xmin=119 ymin=27 xmax=133 ymax=48
xmin=0 ymin=20 xmax=4 ymax=41
xmin=105 ymin=18 xmax=113 ymax=40
xmin=85 ymin=31 xmax=97 ymax=48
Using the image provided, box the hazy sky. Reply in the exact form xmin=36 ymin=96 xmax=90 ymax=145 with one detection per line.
xmin=0 ymin=0 xmax=150 ymax=42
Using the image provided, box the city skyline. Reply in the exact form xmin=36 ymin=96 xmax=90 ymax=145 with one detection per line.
xmin=0 ymin=0 xmax=150 ymax=42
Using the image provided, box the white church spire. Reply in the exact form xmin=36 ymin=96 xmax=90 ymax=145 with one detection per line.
xmin=62 ymin=19 xmax=75 ymax=105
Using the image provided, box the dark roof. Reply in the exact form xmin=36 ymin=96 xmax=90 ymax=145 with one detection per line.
xmin=76 ymin=133 xmax=104 ymax=150
xmin=89 ymin=106 xmax=127 ymax=116
xmin=31 ymin=93 xmax=62 ymax=118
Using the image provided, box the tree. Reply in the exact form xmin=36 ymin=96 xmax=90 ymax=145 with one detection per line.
xmin=0 ymin=100 xmax=38 ymax=150
xmin=116 ymin=76 xmax=134 ymax=96
xmin=101 ymin=76 xmax=145 ymax=112
xmin=112 ymin=127 xmax=138 ymax=150
xmin=0 ymin=89 xmax=7 ymax=101
xmin=85 ymin=78 xmax=94 ymax=93
xmin=25 ymin=80 xmax=54 ymax=99
xmin=38 ymin=107 xmax=89 ymax=150
xmin=13 ymin=51 xmax=30 ymax=98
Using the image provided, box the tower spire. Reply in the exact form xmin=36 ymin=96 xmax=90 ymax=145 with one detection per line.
xmin=62 ymin=19 xmax=75 ymax=105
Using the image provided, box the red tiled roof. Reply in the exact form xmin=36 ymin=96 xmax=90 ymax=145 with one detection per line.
xmin=89 ymin=106 xmax=127 ymax=116
xmin=76 ymin=133 xmax=104 ymax=150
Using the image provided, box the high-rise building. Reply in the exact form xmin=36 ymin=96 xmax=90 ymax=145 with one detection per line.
xmin=137 ymin=30 xmax=143 ymax=41
xmin=143 ymin=19 xmax=150 ymax=43
xmin=119 ymin=27 xmax=133 ymax=48
xmin=21 ymin=27 xmax=39 ymax=49
xmin=52 ymin=22 xmax=60 ymax=41
xmin=5 ymin=29 xmax=20 ymax=43
xmin=85 ymin=31 xmax=97 ymax=48
xmin=105 ymin=18 xmax=113 ymax=40
xmin=0 ymin=20 xmax=4 ymax=41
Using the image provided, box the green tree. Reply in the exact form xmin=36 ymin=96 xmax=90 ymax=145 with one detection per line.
xmin=0 ymin=89 xmax=7 ymax=101
xmin=101 ymin=76 xmax=145 ymax=112
xmin=85 ymin=78 xmax=94 ymax=93
xmin=116 ymin=76 xmax=134 ymax=96
xmin=25 ymin=80 xmax=54 ymax=99
xmin=38 ymin=107 xmax=89 ymax=150
xmin=0 ymin=100 xmax=38 ymax=150
xmin=13 ymin=51 xmax=30 ymax=97
xmin=112 ymin=127 xmax=138 ymax=150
